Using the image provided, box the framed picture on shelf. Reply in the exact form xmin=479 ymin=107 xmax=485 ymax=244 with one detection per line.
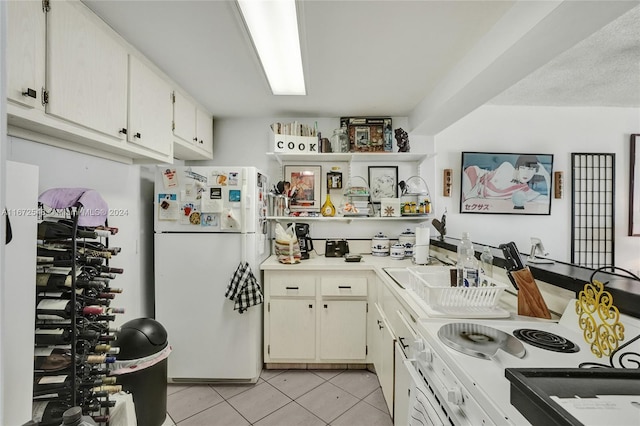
xmin=340 ymin=117 xmax=393 ymax=152
xmin=284 ymin=165 xmax=322 ymax=212
xmin=368 ymin=166 xmax=398 ymax=203
xmin=460 ymin=152 xmax=553 ymax=215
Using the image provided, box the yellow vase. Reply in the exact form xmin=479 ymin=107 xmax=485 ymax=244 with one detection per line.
xmin=321 ymin=193 xmax=336 ymax=217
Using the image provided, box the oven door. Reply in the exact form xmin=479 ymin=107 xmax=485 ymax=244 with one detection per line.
xmin=405 ymin=359 xmax=447 ymax=426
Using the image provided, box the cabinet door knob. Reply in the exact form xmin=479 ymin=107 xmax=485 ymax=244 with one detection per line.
xmin=134 ymin=132 xmax=141 ymax=139
xmin=22 ymin=88 xmax=37 ymax=98
xmin=119 ymin=128 xmax=127 ymax=135
xmin=324 ymin=304 xmax=328 ymax=309
xmin=308 ymin=304 xmax=313 ymax=309
xmin=193 ymin=137 xmax=198 ymax=142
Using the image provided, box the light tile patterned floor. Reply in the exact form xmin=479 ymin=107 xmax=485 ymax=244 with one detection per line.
xmin=161 ymin=369 xmax=393 ymax=426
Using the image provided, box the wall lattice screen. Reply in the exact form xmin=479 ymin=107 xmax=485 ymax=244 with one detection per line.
xmin=571 ymin=153 xmax=615 ymax=268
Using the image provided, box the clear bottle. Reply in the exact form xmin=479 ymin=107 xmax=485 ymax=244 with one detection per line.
xmin=456 ymin=232 xmax=478 ymax=287
xmin=480 ymin=246 xmax=494 ymax=281
xmin=330 ymin=126 xmax=349 ymax=153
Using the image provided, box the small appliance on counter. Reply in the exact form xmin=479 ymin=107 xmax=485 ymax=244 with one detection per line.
xmin=293 ymin=223 xmax=313 ymax=259
xmin=325 ymin=239 xmax=349 ymax=257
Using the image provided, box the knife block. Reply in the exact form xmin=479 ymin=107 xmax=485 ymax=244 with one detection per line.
xmin=510 ymin=267 xmax=551 ymax=319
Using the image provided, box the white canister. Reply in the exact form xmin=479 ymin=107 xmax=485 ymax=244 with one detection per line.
xmin=390 ymin=243 xmax=405 ymax=260
xmin=371 ymin=232 xmax=390 ymax=256
xmin=398 ymin=228 xmax=416 ymax=258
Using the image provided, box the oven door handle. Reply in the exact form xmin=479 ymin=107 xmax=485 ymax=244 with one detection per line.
xmin=404 ymin=360 xmax=446 ymax=426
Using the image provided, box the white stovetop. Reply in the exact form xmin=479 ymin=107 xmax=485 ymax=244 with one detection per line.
xmin=416 ymin=303 xmax=640 ymax=425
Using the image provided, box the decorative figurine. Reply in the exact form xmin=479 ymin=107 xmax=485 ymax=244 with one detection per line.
xmin=432 ymin=209 xmax=447 ymax=241
xmin=395 ymin=128 xmax=410 ymax=152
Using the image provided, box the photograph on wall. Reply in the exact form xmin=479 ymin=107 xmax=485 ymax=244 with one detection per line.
xmin=460 ymin=152 xmax=553 ymax=215
xmin=284 ymin=165 xmax=322 ymax=212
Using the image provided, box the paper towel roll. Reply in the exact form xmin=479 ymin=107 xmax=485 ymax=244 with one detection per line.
xmin=414 ymin=226 xmax=430 ymax=264
xmin=416 ymin=226 xmax=430 ymax=246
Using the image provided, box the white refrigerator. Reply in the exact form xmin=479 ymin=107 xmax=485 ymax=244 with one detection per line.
xmin=154 ymin=166 xmax=269 ymax=382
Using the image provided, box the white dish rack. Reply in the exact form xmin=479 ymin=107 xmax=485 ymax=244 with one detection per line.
xmin=406 ymin=266 xmax=510 ymax=318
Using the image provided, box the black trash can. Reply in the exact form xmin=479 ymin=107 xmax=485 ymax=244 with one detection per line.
xmin=113 ymin=318 xmax=170 ymax=426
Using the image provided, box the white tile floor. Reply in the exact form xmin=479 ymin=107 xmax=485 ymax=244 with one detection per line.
xmin=162 ymin=369 xmax=393 ymax=426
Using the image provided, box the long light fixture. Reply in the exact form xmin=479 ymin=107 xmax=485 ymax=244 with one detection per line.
xmin=237 ymin=0 xmax=306 ymax=95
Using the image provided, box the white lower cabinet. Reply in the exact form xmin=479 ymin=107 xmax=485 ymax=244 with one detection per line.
xmin=373 ymin=303 xmax=395 ymax=416
xmin=268 ymin=299 xmax=315 ymax=360
xmin=394 ymin=342 xmax=411 ymax=426
xmin=264 ymin=270 xmax=369 ymax=364
xmin=320 ymin=300 xmax=367 ymax=360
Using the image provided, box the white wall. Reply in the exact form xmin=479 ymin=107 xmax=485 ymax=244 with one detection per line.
xmin=7 ymin=137 xmax=151 ymax=323
xmin=433 ymin=105 xmax=640 ymax=274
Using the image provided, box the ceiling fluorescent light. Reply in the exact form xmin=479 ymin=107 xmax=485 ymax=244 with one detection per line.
xmin=238 ymin=0 xmax=306 ymax=95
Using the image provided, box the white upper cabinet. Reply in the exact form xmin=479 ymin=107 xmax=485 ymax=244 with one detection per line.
xmin=5 ymin=0 xmax=209 ymax=164
xmin=7 ymin=0 xmax=45 ymax=110
xmin=46 ymin=0 xmax=128 ymax=140
xmin=173 ymin=90 xmax=213 ymax=160
xmin=127 ymin=55 xmax=173 ymax=157
xmin=195 ymin=107 xmax=214 ymax=156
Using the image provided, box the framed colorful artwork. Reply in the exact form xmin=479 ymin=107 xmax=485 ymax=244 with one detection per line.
xmin=460 ymin=152 xmax=553 ymax=215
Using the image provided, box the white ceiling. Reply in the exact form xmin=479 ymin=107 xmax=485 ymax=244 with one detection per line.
xmin=82 ymin=0 xmax=640 ymax=135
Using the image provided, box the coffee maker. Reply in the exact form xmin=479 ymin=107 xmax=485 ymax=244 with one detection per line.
xmin=293 ymin=223 xmax=313 ymax=259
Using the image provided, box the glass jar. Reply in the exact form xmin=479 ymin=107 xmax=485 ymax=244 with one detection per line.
xmin=330 ymin=127 xmax=349 ymax=153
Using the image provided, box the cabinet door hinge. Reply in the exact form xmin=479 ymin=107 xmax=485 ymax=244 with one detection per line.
xmin=172 ymin=121 xmax=175 ymax=131
xmin=366 ymin=303 xmax=368 ymax=313
xmin=267 ymin=345 xmax=270 ymax=355
xmin=42 ymin=0 xmax=50 ymax=13
xmin=41 ymin=88 xmax=49 ymax=106
xmin=366 ymin=345 xmax=368 ymax=355
xmin=267 ymin=302 xmax=270 ymax=312
xmin=172 ymin=92 xmax=176 ymax=103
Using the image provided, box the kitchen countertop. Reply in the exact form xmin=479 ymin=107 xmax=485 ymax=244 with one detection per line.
xmin=260 ymin=253 xmax=417 ymax=271
xmin=260 ymin=253 xmax=521 ymax=321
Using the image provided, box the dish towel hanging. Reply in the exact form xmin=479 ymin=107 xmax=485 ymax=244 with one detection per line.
xmin=225 ymin=261 xmax=264 ymax=313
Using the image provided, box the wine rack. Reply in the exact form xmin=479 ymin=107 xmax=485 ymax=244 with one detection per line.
xmin=33 ymin=195 xmax=123 ymax=426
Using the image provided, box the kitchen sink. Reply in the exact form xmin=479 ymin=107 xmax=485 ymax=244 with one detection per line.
xmin=384 ymin=257 xmax=452 ymax=289
xmin=383 ymin=267 xmax=413 ymax=289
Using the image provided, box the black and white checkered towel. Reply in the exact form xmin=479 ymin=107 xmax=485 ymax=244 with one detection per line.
xmin=225 ymin=261 xmax=264 ymax=313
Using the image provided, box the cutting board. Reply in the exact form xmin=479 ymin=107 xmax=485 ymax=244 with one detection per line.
xmin=510 ymin=267 xmax=552 ymax=319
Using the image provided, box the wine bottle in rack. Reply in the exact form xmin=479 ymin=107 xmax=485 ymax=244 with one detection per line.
xmin=49 ymin=218 xmax=119 ymax=236
xmin=35 ymin=327 xmax=117 ymax=346
xmin=37 ymin=221 xmax=98 ymax=240
xmin=37 ymin=245 xmax=107 ymax=266
xmin=42 ymin=241 xmax=121 ymax=255
xmin=34 ymin=347 xmax=117 ymax=372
